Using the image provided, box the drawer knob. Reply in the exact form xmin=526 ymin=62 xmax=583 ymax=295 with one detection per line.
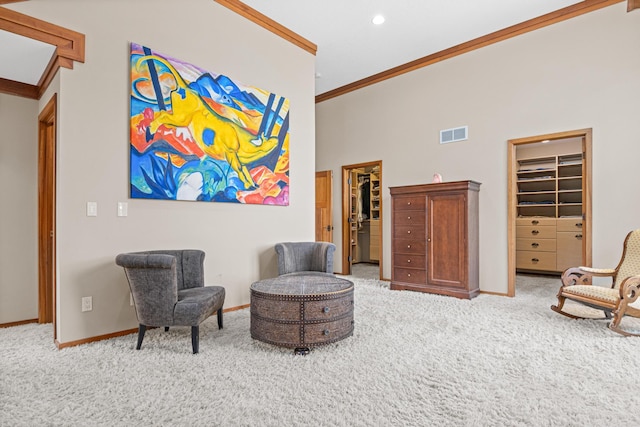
xmin=323 ymin=306 xmax=330 ymax=313
xmin=407 ymin=202 xmax=412 ymax=206
xmin=531 ymin=243 xmax=539 ymax=248
xmin=531 ymin=230 xmax=539 ymax=235
xmin=407 ymin=244 xmax=412 ymax=249
xmin=407 ymin=230 xmax=411 ymax=234
xmin=407 ymin=259 xmax=411 ymax=263
xmin=576 ymin=234 xmax=583 ymax=239
xmin=532 ymin=220 xmax=539 ymax=225
xmin=407 ymin=273 xmax=411 ymax=277
xmin=532 ymin=258 xmax=539 ymax=263
xmin=576 ymin=223 xmax=583 ymax=227
xmin=323 ymin=329 xmax=330 ymax=336
xmin=407 ymin=216 xmax=411 ymax=220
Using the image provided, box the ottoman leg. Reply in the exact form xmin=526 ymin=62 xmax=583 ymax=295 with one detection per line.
xmin=294 ymin=347 xmax=310 ymax=356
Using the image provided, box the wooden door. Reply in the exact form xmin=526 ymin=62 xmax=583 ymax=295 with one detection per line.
xmin=38 ymin=95 xmax=56 ymax=334
xmin=315 ymin=170 xmax=333 ymax=242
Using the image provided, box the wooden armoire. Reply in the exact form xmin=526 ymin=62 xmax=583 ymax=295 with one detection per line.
xmin=390 ymin=180 xmax=481 ymax=299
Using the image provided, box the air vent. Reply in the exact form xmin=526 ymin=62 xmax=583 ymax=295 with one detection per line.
xmin=440 ymin=126 xmax=468 ymax=144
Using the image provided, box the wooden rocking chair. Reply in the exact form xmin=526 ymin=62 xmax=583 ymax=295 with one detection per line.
xmin=551 ymin=229 xmax=640 ymax=336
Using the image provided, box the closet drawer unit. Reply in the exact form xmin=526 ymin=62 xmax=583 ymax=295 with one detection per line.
xmin=369 ymin=246 xmax=380 ymax=261
xmin=393 ymin=196 xmax=426 ymax=211
xmin=393 ymin=239 xmax=425 ymax=255
xmin=369 ymin=220 xmax=380 ymax=261
xmin=369 ymin=220 xmax=381 ymax=236
xmin=394 ymin=211 xmax=425 ymax=226
xmin=516 ymin=251 xmax=556 ymax=271
xmin=516 ymin=218 xmax=556 ymax=227
xmin=557 ymin=218 xmax=583 ymax=232
xmin=393 ymin=254 xmax=426 ymax=269
xmin=516 ymin=238 xmax=556 ymax=253
xmin=516 ymin=225 xmax=556 ymax=239
xmin=393 ymin=267 xmax=426 ymax=285
xmin=557 ymin=232 xmax=582 ymax=272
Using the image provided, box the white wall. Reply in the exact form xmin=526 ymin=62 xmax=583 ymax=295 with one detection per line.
xmin=0 ymin=93 xmax=38 ymax=323
xmin=316 ymin=3 xmax=640 ymax=293
xmin=7 ymin=0 xmax=316 ymax=343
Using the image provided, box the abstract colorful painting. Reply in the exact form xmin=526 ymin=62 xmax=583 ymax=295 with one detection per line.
xmin=129 ymin=43 xmax=290 ymax=205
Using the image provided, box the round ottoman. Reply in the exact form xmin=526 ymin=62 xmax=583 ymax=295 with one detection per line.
xmin=250 ymin=273 xmax=354 ymax=354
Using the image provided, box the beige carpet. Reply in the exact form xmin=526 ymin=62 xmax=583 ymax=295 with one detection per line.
xmin=2 ymin=274 xmax=639 ymax=426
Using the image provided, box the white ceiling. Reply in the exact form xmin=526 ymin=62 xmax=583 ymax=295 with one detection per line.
xmin=0 ymin=0 xmax=583 ymax=92
xmin=0 ymin=30 xmax=55 ymax=85
xmin=240 ymin=0 xmax=582 ymax=94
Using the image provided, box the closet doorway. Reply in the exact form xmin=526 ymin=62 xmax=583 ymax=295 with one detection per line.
xmin=507 ymin=129 xmax=592 ymax=297
xmin=341 ymin=161 xmax=382 ymax=277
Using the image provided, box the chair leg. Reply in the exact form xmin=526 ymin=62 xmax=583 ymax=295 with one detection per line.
xmin=136 ymin=324 xmax=146 ymax=350
xmin=191 ymin=326 xmax=199 ymax=354
xmin=217 ymin=307 xmax=224 ymax=329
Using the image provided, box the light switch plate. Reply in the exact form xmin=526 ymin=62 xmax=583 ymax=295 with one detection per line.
xmin=117 ymin=202 xmax=128 ymax=217
xmin=86 ymin=202 xmax=98 ymax=217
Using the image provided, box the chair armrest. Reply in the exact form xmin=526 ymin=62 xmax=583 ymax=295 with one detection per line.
xmin=577 ymin=266 xmax=616 ymax=275
xmin=619 ymin=275 xmax=640 ymax=303
xmin=561 ymin=266 xmax=615 ymax=287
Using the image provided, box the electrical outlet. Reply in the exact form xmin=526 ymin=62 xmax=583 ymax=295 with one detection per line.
xmin=81 ymin=296 xmax=93 ymax=312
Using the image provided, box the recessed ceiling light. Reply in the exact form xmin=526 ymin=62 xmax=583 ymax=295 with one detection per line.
xmin=372 ymin=15 xmax=385 ymax=25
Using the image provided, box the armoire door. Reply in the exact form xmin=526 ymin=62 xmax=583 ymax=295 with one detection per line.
xmin=427 ymin=192 xmax=466 ymax=289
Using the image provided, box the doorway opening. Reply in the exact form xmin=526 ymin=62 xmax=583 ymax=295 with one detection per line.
xmin=38 ymin=94 xmax=57 ymax=340
xmin=341 ymin=161 xmax=382 ymax=278
xmin=507 ymin=129 xmax=592 ymax=297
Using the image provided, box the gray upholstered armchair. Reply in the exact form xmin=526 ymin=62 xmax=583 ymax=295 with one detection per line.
xmin=115 ymin=250 xmax=225 ymax=354
xmin=274 ymin=242 xmax=336 ymax=276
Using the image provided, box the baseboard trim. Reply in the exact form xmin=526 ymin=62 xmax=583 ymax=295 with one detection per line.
xmin=225 ymin=304 xmax=250 ymax=312
xmin=0 ymin=318 xmax=38 ymax=328
xmin=54 ymin=303 xmax=251 ymax=349
xmin=480 ymin=290 xmax=509 ymax=297
xmin=55 ymin=328 xmax=138 ymax=349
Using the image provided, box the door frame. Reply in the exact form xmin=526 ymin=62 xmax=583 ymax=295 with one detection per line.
xmin=507 ymin=128 xmax=592 ymax=297
xmin=38 ymin=94 xmax=57 ymax=339
xmin=341 ymin=160 xmax=383 ymax=276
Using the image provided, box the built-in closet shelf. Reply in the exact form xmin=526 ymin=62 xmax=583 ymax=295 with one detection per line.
xmin=516 ymin=152 xmax=583 ymax=273
xmin=516 ymin=153 xmax=583 ymax=218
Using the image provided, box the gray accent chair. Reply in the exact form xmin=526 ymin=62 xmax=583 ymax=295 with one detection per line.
xmin=274 ymin=242 xmax=336 ymax=276
xmin=115 ymin=250 xmax=225 ymax=354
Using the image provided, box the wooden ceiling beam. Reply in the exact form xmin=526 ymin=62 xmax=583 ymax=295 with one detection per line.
xmin=0 ymin=6 xmax=85 ymax=99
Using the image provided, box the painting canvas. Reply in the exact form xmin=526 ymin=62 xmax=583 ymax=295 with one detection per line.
xmin=129 ymin=43 xmax=290 ymax=205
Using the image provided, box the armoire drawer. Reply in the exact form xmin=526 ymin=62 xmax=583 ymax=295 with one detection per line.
xmin=393 ymin=254 xmax=426 ymax=269
xmin=394 ymin=225 xmax=425 ymax=239
xmin=393 ymin=211 xmax=425 ymax=226
xmin=516 ymin=225 xmax=556 ymax=239
xmin=393 ymin=196 xmax=426 ymax=211
xmin=393 ymin=239 xmax=425 ymax=255
xmin=516 ymin=217 xmax=556 ymax=227
xmin=516 ymin=238 xmax=556 ymax=252
xmin=393 ymin=267 xmax=426 ymax=285
xmin=516 ymin=251 xmax=556 ymax=271
xmin=557 ymin=218 xmax=583 ymax=232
